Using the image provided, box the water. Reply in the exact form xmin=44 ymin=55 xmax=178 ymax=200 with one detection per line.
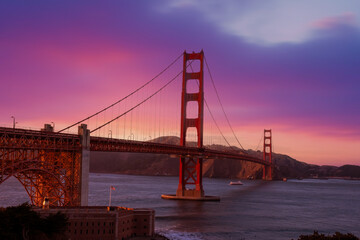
xmin=0 ymin=173 xmax=359 ymax=240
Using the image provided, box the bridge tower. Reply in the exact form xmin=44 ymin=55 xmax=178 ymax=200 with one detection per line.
xmin=262 ymin=129 xmax=273 ymax=180
xmin=176 ymin=50 xmax=205 ymax=198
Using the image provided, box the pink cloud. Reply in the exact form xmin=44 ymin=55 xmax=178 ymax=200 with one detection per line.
xmin=311 ymin=12 xmax=356 ymax=29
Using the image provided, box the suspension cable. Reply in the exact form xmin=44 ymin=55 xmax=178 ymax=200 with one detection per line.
xmin=204 ymin=98 xmax=237 ymax=151
xmin=255 ymin=134 xmax=263 ymax=151
xmin=204 ymin=55 xmax=245 ymax=150
xmin=90 ymin=69 xmax=183 ymax=134
xmin=58 ymin=52 xmax=183 ymax=133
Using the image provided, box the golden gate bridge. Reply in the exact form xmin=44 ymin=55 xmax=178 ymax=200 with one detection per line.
xmin=0 ymin=51 xmax=273 ymax=206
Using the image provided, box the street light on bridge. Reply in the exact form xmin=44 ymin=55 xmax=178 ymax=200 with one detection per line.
xmin=128 ymin=133 xmax=134 ymax=140
xmin=10 ymin=116 xmax=17 ymax=129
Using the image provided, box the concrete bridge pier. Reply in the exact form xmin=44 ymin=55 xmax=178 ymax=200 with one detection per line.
xmin=79 ymin=124 xmax=90 ymax=206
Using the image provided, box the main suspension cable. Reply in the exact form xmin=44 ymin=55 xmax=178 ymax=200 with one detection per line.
xmin=204 ymin=55 xmax=245 ymax=150
xmin=58 ymin=52 xmax=183 ymax=133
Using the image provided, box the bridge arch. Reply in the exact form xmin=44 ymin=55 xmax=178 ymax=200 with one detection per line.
xmin=1 ymin=159 xmax=76 ymax=206
xmin=0 ymin=127 xmax=83 ymax=207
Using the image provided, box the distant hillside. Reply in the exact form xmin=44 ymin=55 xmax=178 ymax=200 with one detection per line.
xmin=90 ymin=136 xmax=360 ymax=179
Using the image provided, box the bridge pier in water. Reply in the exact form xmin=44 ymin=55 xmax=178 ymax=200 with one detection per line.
xmin=176 ymin=156 xmax=204 ymax=198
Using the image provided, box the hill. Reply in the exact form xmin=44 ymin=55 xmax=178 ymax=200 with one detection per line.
xmin=90 ymin=136 xmax=360 ymax=180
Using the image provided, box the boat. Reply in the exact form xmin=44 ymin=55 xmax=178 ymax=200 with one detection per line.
xmin=229 ymin=180 xmax=243 ymax=185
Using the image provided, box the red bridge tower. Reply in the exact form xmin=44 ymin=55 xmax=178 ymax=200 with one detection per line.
xmin=262 ymin=129 xmax=273 ymax=180
xmin=162 ymin=51 xmax=219 ymax=200
xmin=176 ymin=50 xmax=205 ymax=198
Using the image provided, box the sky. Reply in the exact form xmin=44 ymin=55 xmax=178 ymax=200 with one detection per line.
xmin=0 ymin=0 xmax=359 ymax=166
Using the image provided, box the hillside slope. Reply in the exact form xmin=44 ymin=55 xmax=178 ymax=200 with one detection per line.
xmin=90 ymin=136 xmax=360 ymax=179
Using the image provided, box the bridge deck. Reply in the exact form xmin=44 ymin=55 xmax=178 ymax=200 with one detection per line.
xmin=0 ymin=127 xmax=270 ymax=166
xmin=90 ymin=136 xmax=270 ymax=166
xmin=0 ymin=127 xmax=80 ymax=151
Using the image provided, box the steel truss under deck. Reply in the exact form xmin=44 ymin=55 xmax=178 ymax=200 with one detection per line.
xmin=0 ymin=127 xmax=81 ymax=206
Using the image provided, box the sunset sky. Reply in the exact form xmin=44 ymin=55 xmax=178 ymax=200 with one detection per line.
xmin=1 ymin=0 xmax=359 ymax=166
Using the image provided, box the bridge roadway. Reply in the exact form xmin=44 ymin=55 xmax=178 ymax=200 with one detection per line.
xmin=91 ymin=136 xmax=270 ymax=165
xmin=0 ymin=126 xmax=269 ymax=166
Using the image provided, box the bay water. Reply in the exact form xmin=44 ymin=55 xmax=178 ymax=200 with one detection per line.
xmin=0 ymin=173 xmax=359 ymax=240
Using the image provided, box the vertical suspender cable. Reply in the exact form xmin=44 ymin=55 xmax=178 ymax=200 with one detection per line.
xmin=58 ymin=53 xmax=183 ymax=133
xmin=204 ymin=55 xmax=245 ymax=150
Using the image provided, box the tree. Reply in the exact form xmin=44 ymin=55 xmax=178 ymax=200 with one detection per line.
xmin=0 ymin=203 xmax=68 ymax=240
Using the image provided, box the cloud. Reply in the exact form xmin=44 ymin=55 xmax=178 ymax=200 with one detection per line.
xmin=311 ymin=12 xmax=356 ymax=30
xmin=199 ymin=17 xmax=360 ymax=141
xmin=163 ymin=0 xmax=360 ymax=45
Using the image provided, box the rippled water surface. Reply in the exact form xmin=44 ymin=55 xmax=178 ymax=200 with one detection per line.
xmin=1 ymin=173 xmax=359 ymax=240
